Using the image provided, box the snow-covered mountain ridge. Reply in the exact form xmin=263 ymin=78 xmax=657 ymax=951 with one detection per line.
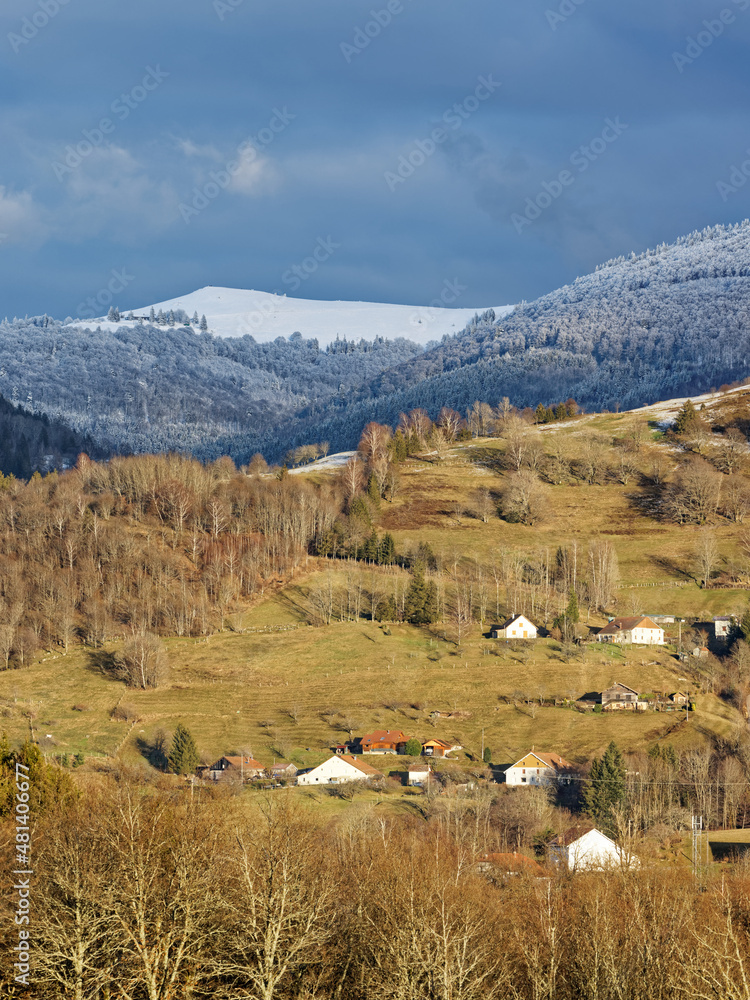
xmin=84 ymin=286 xmax=513 ymax=347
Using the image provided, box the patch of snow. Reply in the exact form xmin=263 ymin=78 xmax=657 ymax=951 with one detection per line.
xmin=68 ymin=287 xmax=514 ymax=348
xmin=287 ymin=450 xmax=356 ymax=474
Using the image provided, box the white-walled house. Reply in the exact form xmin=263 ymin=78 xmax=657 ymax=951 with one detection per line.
xmin=595 ymin=616 xmax=665 ymax=645
xmin=505 ymin=751 xmax=572 ymax=787
xmin=549 ymin=827 xmax=637 ymax=870
xmin=491 ymin=614 xmax=538 ymax=640
xmin=407 ymin=763 xmax=431 ymax=786
xmin=296 ymin=754 xmax=382 ymax=786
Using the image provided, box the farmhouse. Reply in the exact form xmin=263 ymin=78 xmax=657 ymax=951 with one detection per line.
xmin=505 ymin=751 xmax=572 ymax=787
xmin=296 ymin=754 xmax=383 ymax=785
xmin=267 ymin=762 xmax=298 ymax=779
xmin=357 ymin=730 xmax=407 ymax=754
xmin=601 ymin=681 xmax=641 ymax=711
xmin=421 ymin=738 xmax=462 ymax=757
xmin=491 ymin=614 xmax=537 ymax=640
xmin=205 ymin=756 xmax=265 ymax=781
xmin=595 ymin=616 xmax=665 ymax=645
xmin=407 ymin=763 xmax=431 ymax=786
xmin=549 ymin=826 xmax=637 ymax=870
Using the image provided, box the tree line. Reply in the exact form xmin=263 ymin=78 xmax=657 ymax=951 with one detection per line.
xmin=3 ymin=785 xmax=750 ymax=999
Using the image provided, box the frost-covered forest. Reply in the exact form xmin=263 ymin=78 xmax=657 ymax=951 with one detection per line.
xmin=1 ymin=222 xmax=749 ymax=469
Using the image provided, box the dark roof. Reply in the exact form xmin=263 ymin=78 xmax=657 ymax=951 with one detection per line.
xmin=549 ymin=824 xmax=597 ymax=847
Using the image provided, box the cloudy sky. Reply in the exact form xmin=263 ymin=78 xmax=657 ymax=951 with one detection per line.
xmin=1 ymin=0 xmax=749 ymax=319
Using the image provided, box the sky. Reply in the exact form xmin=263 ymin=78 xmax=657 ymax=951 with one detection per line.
xmin=1 ymin=0 xmax=749 ymax=320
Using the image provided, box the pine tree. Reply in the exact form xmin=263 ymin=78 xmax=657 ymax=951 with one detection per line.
xmin=673 ymin=399 xmax=698 ymax=434
xmin=200 ymin=314 xmax=208 ymax=332
xmin=168 ymin=723 xmax=199 ymax=775
xmin=584 ymin=740 xmax=625 ymax=829
xmin=149 ymin=306 xmax=156 ymax=323
xmin=192 ymin=311 xmax=199 ymax=324
xmin=566 ymin=588 xmax=580 ymax=624
xmin=404 ymin=572 xmax=438 ymax=625
xmin=364 ymin=530 xmax=378 ymax=563
xmin=379 ymin=533 xmax=396 ymax=565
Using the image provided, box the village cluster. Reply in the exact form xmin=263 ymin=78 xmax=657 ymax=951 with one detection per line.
xmin=199 ymin=735 xmax=636 ymax=870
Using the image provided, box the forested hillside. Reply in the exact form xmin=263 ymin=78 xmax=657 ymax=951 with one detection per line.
xmin=281 ymin=222 xmax=750 ymax=456
xmin=1 ymin=222 xmax=749 ymax=467
xmin=0 ymin=315 xmax=420 ymax=464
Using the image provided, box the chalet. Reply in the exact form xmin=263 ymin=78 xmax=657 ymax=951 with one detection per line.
xmin=357 ymin=730 xmax=407 ymax=754
xmin=505 ymin=751 xmax=572 ymax=787
xmin=595 ymin=616 xmax=665 ymax=645
xmin=407 ymin=763 xmax=431 ymax=786
xmin=421 ymin=738 xmax=462 ymax=757
xmin=206 ymin=755 xmax=265 ymax=781
xmin=601 ymin=682 xmax=640 ymax=711
xmin=669 ymin=691 xmax=689 ymax=706
xmin=296 ymin=754 xmax=383 ymax=786
xmin=267 ymin=762 xmax=298 ymax=780
xmin=491 ymin=614 xmax=537 ymax=640
xmin=549 ymin=826 xmax=637 ymax=870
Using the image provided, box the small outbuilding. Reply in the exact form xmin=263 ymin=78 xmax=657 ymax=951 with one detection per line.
xmin=407 ymin=763 xmax=431 ymax=786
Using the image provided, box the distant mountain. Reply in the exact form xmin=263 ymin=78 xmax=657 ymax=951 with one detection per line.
xmin=278 ymin=221 xmax=750 ymax=453
xmin=2 ymin=222 xmax=749 ymax=469
xmin=86 ymin=286 xmax=512 ymax=348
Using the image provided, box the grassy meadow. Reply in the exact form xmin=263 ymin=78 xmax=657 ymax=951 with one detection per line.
xmin=2 ymin=396 xmax=748 ymax=776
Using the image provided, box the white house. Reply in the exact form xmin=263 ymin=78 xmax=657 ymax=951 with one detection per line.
xmin=505 ymin=751 xmax=572 ymax=787
xmin=491 ymin=614 xmax=537 ymax=640
xmin=296 ymin=754 xmax=382 ymax=786
xmin=549 ymin=826 xmax=637 ymax=870
xmin=595 ymin=616 xmax=665 ymax=645
xmin=407 ymin=763 xmax=431 ymax=786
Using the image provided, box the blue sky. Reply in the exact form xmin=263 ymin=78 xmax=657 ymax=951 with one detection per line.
xmin=1 ymin=0 xmax=749 ymax=319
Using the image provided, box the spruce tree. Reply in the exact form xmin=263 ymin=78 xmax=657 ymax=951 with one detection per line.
xmin=673 ymin=399 xmax=698 ymax=435
xmin=584 ymin=740 xmax=625 ymax=829
xmin=566 ymin=589 xmax=579 ymax=624
xmin=379 ymin=533 xmax=396 ymax=565
xmin=168 ymin=723 xmax=199 ymax=775
xmin=200 ymin=314 xmax=208 ymax=332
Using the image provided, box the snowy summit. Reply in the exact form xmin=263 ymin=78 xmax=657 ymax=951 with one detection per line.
xmin=81 ymin=286 xmax=513 ymax=348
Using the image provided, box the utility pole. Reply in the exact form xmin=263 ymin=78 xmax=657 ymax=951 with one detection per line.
xmin=481 ymin=728 xmax=485 ymax=760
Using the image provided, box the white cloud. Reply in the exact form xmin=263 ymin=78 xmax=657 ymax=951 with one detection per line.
xmin=57 ymin=146 xmax=180 ymax=240
xmin=0 ymin=186 xmax=48 ymax=247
